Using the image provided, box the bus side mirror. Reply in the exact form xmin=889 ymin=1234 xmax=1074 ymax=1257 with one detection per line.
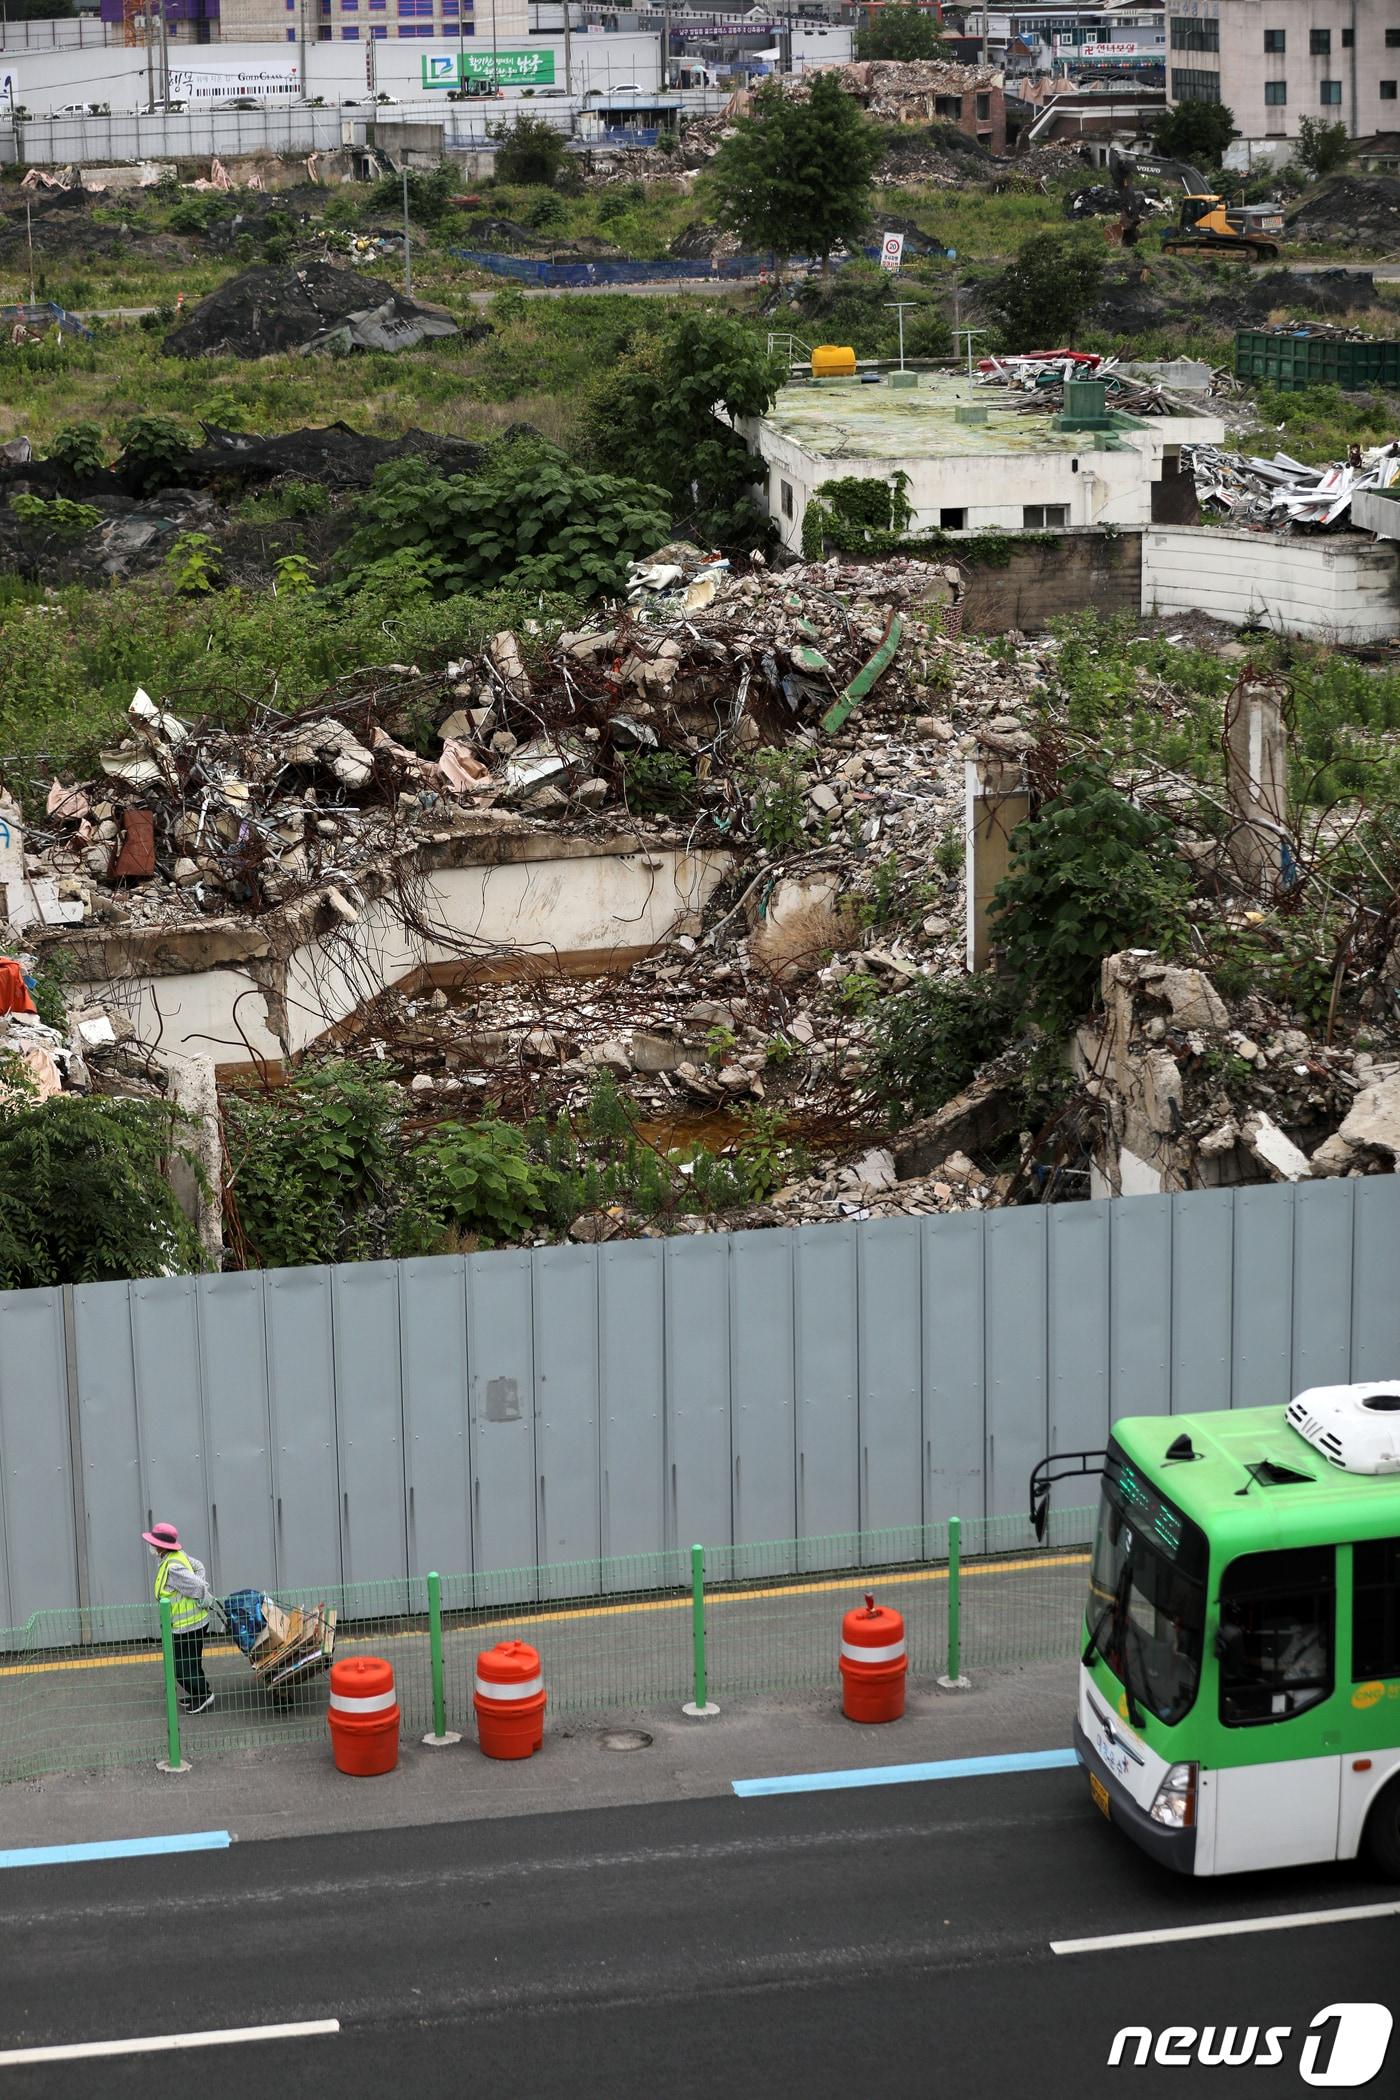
xmin=1031 ymin=1492 xmax=1048 ymax=1544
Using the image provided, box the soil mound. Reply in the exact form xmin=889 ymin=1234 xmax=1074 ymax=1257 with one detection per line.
xmin=161 ymin=260 xmax=460 ymax=359
xmin=1285 ymin=175 xmax=1400 ymax=252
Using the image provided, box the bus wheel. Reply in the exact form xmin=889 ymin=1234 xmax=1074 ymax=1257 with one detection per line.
xmin=1362 ymin=1779 xmax=1400 ymax=1880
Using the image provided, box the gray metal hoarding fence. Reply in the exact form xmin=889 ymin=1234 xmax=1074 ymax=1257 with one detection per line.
xmin=0 ymin=1179 xmax=1395 ymax=1638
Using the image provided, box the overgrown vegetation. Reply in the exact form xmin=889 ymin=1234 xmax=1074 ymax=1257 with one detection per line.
xmin=585 ymin=311 xmax=783 ymax=546
xmin=984 ymin=231 xmax=1105 ymax=352
xmin=222 ymin=1063 xmax=806 ymax=1265
xmin=343 ymin=443 xmax=670 ymax=599
xmin=991 ymin=766 xmax=1193 ymax=1036
xmin=0 ymin=1097 xmax=203 ymax=1288
xmin=864 ymin=975 xmax=1019 ymax=1122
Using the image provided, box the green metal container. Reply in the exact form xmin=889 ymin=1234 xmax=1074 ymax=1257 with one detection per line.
xmin=1234 ymin=328 xmax=1400 ymax=392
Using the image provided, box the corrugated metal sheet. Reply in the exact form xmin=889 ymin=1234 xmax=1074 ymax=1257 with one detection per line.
xmin=0 ymin=1181 xmax=1393 ymax=1629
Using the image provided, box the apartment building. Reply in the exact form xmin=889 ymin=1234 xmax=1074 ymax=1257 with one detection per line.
xmin=1165 ymin=0 xmax=1398 ymax=141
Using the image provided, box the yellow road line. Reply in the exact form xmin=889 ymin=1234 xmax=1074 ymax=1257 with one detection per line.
xmin=0 ymin=1554 xmax=1089 ymax=1677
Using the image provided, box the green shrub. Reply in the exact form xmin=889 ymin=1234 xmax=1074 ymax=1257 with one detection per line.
xmin=0 ymin=1096 xmax=202 ymax=1287
xmin=991 ymin=765 xmax=1192 ymax=1034
xmin=864 ymin=973 xmax=1018 ymax=1120
xmin=10 ymin=493 xmax=102 ymax=546
xmin=396 ymin=1120 xmax=559 ymax=1252
xmin=494 ymin=115 xmax=568 ymax=188
xmin=742 ymin=747 xmax=806 ymax=852
xmin=344 ymin=446 xmax=670 ymax=600
xmin=620 ymin=749 xmax=698 ymax=817
xmin=46 ymin=420 xmax=106 ymax=476
xmin=222 ymin=1060 xmax=405 ymax=1269
xmin=118 ymin=413 xmax=195 ymax=494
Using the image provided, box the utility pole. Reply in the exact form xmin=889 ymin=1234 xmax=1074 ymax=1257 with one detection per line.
xmin=659 ymin=0 xmax=668 ymax=90
xmin=562 ymin=0 xmax=573 ymax=95
xmin=980 ymin=0 xmax=988 ymax=64
xmin=157 ymin=0 xmax=169 ymax=112
xmin=491 ymin=0 xmax=499 ymax=91
xmin=297 ymin=0 xmax=306 ymax=107
xmin=144 ymin=0 xmax=155 ymax=112
xmin=402 ymin=162 xmax=412 ymax=296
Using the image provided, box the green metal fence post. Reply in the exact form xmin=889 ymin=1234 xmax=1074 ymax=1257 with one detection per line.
xmin=422 ymin=1571 xmax=461 ymax=1747
xmin=156 ymin=1598 xmax=189 ymax=1773
xmin=938 ymin=1517 xmax=970 ymax=1690
xmin=682 ymin=1543 xmax=718 ymax=1717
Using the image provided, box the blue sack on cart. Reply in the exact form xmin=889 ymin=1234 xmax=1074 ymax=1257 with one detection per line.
xmin=223 ymin=1588 xmax=266 ymax=1657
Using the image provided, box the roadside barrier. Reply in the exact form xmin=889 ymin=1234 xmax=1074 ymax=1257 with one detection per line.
xmin=473 ymin=1640 xmax=547 ymax=1760
xmin=327 ymin=1656 xmax=400 ymax=1778
xmin=0 ymin=1506 xmax=1093 ymax=1782
xmin=839 ymin=1594 xmax=907 ymax=1724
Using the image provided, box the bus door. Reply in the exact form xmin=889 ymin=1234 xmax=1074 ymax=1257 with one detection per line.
xmin=1209 ymin=1545 xmax=1342 ymax=1875
xmin=1340 ymin=1538 xmax=1400 ymax=1859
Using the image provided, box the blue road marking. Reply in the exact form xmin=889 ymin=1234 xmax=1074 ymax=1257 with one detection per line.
xmin=733 ymin=1748 xmax=1079 ymax=1797
xmin=0 ymin=1831 xmax=231 ymax=1870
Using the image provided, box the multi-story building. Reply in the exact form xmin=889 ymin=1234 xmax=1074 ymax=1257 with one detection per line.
xmin=1164 ymin=0 xmax=1398 ymax=142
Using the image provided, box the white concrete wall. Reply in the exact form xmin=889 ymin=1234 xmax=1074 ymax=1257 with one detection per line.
xmin=79 ymin=842 xmax=733 ymax=1071
xmin=1142 ymin=525 xmax=1400 ymax=643
xmin=1 ymin=26 xmax=659 ymax=123
xmin=755 ymin=415 xmax=1225 ymax=557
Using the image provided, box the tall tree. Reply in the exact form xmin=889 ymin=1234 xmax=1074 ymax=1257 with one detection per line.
xmin=1152 ymin=100 xmax=1238 ymax=167
xmin=585 ymin=311 xmax=785 ymax=547
xmin=856 ymin=4 xmax=945 ymax=61
xmin=707 ymin=75 xmax=884 ymax=277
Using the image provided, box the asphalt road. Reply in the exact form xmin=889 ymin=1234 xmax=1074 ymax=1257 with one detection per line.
xmin=0 ymin=1768 xmax=1396 ymax=2099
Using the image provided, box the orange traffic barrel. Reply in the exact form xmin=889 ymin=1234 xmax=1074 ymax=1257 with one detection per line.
xmin=473 ymin=1640 xmax=546 ymax=1760
xmin=327 ymin=1654 xmax=400 ymax=1776
xmin=839 ymin=1593 xmax=907 ymax=1723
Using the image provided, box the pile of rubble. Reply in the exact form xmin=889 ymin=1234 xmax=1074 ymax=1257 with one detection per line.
xmin=826 ymin=58 xmax=1004 ymax=122
xmin=1186 ymin=439 xmax=1400 ymax=530
xmin=1081 ymin=952 xmax=1400 ymax=1194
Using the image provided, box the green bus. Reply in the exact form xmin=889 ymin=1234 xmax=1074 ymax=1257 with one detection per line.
xmin=1031 ymin=1382 xmax=1400 ymax=1877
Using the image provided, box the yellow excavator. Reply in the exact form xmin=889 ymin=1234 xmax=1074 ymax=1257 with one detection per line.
xmin=1160 ymin=194 xmax=1281 ymax=262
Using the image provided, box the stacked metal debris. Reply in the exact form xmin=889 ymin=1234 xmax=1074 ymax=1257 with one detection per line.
xmin=1186 ymin=440 xmax=1400 ymax=530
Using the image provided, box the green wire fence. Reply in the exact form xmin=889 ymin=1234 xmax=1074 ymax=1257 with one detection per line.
xmin=0 ymin=1507 xmax=1093 ymax=1783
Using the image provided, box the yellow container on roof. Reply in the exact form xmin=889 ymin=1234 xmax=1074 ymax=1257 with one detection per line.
xmin=811 ymin=344 xmax=857 ymax=379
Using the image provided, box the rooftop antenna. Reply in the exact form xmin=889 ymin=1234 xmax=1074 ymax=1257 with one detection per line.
xmin=953 ymin=326 xmax=986 ymax=382
xmin=885 ymin=300 xmax=918 ymax=372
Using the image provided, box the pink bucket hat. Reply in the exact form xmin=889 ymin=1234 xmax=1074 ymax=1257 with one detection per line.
xmin=141 ymin=1521 xmax=182 ymax=1553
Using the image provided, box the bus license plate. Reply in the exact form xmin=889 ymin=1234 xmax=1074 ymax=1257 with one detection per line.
xmin=1089 ymin=1773 xmax=1111 ymax=1820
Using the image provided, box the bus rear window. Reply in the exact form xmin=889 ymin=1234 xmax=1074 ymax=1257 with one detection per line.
xmin=1218 ymin=1546 xmax=1335 ymax=1727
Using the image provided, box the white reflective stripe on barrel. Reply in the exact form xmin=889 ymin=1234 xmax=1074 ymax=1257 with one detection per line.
xmin=328 ymin=1686 xmax=398 ymax=1715
xmin=474 ymin=1673 xmax=545 ymax=1701
xmin=839 ymin=1638 xmax=907 ymax=1665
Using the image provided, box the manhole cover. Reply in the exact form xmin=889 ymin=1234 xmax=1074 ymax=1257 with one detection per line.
xmin=598 ymin=1729 xmax=653 ymax=1752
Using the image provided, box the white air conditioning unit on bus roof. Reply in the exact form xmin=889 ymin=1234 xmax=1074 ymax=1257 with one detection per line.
xmin=1286 ymin=1383 xmax=1400 ymax=1475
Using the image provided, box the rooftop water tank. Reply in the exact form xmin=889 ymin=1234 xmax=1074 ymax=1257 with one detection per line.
xmin=811 ymin=344 xmax=857 ymax=379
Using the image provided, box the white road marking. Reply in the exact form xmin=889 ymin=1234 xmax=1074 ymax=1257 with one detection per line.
xmin=1052 ymin=1901 xmax=1400 ymax=1956
xmin=0 ymin=2019 xmax=340 ymax=2065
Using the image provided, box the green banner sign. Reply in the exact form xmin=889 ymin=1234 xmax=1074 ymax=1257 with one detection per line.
xmin=421 ymin=49 xmax=557 ymax=89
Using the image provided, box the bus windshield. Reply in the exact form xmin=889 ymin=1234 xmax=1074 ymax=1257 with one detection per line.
xmin=1087 ymin=1445 xmax=1208 ymax=1727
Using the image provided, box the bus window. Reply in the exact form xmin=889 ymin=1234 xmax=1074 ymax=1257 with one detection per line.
xmin=1217 ymin=1546 xmax=1334 ymax=1726
xmin=1353 ymin=1538 xmax=1400 ymax=1680
xmin=1088 ymin=1454 xmax=1206 ymax=1726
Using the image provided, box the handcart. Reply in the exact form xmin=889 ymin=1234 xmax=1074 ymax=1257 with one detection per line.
xmin=221 ymin=1588 xmax=338 ymax=1701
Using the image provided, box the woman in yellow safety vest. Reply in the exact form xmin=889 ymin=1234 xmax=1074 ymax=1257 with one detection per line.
xmin=143 ymin=1522 xmax=215 ymax=1714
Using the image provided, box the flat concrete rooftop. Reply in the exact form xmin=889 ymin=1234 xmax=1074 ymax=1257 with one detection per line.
xmin=760 ymin=372 xmax=1150 ymax=462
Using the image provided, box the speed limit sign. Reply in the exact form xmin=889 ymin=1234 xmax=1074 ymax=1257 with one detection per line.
xmin=879 ymin=231 xmax=905 ymax=274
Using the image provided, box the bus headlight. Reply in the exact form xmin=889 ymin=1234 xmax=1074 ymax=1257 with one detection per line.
xmin=1148 ymin=1762 xmax=1198 ymax=1829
